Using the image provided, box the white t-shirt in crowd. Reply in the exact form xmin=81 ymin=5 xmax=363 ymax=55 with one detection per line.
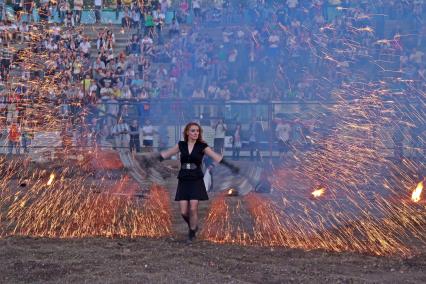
xmin=141 ymin=36 xmax=154 ymax=46
xmin=287 ymin=0 xmax=298 ymax=8
xmin=215 ymin=123 xmax=227 ymax=139
xmin=142 ymin=125 xmax=154 ymax=141
xmin=46 ymin=41 xmax=58 ymax=51
xmin=276 ymin=123 xmax=291 ymax=142
xmin=79 ymin=41 xmax=91 ymax=54
xmin=269 ymin=35 xmax=280 ymax=48
xmin=228 ymin=49 xmax=238 ymax=62
xmin=193 ymin=0 xmax=201 ymax=9
xmin=410 ymin=50 xmax=424 ymax=64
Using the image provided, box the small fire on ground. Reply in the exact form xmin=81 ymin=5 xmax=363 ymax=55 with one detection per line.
xmin=411 ymin=181 xmax=423 ymax=203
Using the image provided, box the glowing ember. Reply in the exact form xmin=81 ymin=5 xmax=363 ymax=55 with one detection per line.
xmin=411 ymin=181 xmax=423 ymax=203
xmin=312 ymin=188 xmax=325 ymax=198
xmin=47 ymin=173 xmax=55 ymax=186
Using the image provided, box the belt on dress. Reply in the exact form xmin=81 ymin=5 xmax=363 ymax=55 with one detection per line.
xmin=181 ymin=163 xmax=198 ymax=170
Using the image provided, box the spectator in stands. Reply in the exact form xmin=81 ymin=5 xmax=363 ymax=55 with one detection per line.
xmin=105 ymin=93 xmax=119 ymax=128
xmin=79 ymin=37 xmax=91 ymax=58
xmin=122 ymin=6 xmax=132 ymax=28
xmin=276 ymin=118 xmax=292 ymax=160
xmin=248 ymin=117 xmax=261 ymax=161
xmin=73 ymin=0 xmax=83 ymax=25
xmin=193 ymin=0 xmax=202 ymax=18
xmin=169 ymin=18 xmax=180 ymax=37
xmin=131 ymin=6 xmax=141 ymax=29
xmin=213 ymin=118 xmax=227 ymax=154
xmin=87 ymin=117 xmax=101 ymax=148
xmin=38 ymin=3 xmax=50 ymax=23
xmin=144 ymin=10 xmax=155 ymax=37
xmin=8 ymin=122 xmax=21 ymax=155
xmin=94 ymin=0 xmax=103 ymax=23
xmin=142 ymin=119 xmax=155 ymax=150
xmin=157 ymin=117 xmax=169 ymax=151
xmin=112 ymin=116 xmax=130 ymax=151
xmin=192 ymin=87 xmax=205 ymax=99
xmin=232 ymin=123 xmax=242 ymax=160
xmin=129 ymin=119 xmax=141 ymax=153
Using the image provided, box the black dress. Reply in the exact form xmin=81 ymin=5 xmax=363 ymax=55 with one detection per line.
xmin=175 ymin=141 xmax=209 ymax=201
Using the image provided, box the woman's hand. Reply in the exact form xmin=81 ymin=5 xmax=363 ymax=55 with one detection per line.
xmin=220 ymin=158 xmax=239 ymax=174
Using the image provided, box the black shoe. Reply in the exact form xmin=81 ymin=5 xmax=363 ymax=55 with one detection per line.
xmin=188 ymin=226 xmax=198 ymax=242
xmin=188 ymin=229 xmax=195 ymax=241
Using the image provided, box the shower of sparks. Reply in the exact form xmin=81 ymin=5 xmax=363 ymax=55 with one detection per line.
xmin=0 ymin=19 xmax=172 ymax=237
xmin=411 ymin=181 xmax=423 ymax=203
xmin=201 ymin=192 xmax=426 ymax=256
xmin=201 ymin=10 xmax=425 ymax=256
xmin=0 ymin=157 xmax=172 ymax=238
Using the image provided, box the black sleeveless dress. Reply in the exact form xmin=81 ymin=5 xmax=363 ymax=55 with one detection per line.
xmin=175 ymin=141 xmax=209 ymax=201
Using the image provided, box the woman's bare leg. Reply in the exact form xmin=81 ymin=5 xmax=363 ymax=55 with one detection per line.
xmin=189 ymin=200 xmax=199 ymax=230
xmin=179 ymin=200 xmax=190 ymax=227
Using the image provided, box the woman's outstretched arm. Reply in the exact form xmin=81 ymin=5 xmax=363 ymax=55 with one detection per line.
xmin=203 ymin=147 xmax=223 ymax=163
xmin=160 ymin=144 xmax=179 ymax=159
xmin=204 ymin=147 xmax=239 ymax=174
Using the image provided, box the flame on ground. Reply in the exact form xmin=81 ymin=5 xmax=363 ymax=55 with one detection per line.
xmin=411 ymin=181 xmax=423 ymax=203
xmin=312 ymin=188 xmax=325 ymax=198
xmin=46 ymin=173 xmax=55 ymax=186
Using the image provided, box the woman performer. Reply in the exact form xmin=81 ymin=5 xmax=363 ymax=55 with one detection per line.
xmin=152 ymin=122 xmax=239 ymax=241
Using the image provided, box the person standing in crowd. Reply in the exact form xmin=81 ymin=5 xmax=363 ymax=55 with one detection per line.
xmin=1 ymin=43 xmax=12 ymax=79
xmin=144 ymin=10 xmax=155 ymax=36
xmin=112 ymin=117 xmax=130 ymax=151
xmin=213 ymin=118 xmax=227 ymax=154
xmin=21 ymin=120 xmax=33 ymax=154
xmin=73 ymin=0 xmax=83 ymax=25
xmin=275 ymin=118 xmax=292 ymax=160
xmin=61 ymin=122 xmax=74 ymax=153
xmin=248 ymin=117 xmax=261 ymax=161
xmin=94 ymin=0 xmax=102 ymax=23
xmin=141 ymin=119 xmax=155 ymax=151
xmin=23 ymin=0 xmax=33 ymax=23
xmin=150 ymin=122 xmax=239 ymax=242
xmin=38 ymin=3 xmax=50 ymax=23
xmin=129 ymin=119 xmax=141 ymax=153
xmin=157 ymin=117 xmax=169 ymax=151
xmin=232 ymin=123 xmax=242 ymax=160
xmin=8 ymin=122 xmax=21 ymax=155
xmin=88 ymin=117 xmax=101 ymax=148
xmin=192 ymin=0 xmax=201 ymax=18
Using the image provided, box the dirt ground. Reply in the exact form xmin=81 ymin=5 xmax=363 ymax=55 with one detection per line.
xmin=1 ymin=178 xmax=426 ymax=284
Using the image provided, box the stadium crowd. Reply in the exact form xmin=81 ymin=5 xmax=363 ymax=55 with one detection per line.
xmin=0 ymin=0 xmax=424 ymax=155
